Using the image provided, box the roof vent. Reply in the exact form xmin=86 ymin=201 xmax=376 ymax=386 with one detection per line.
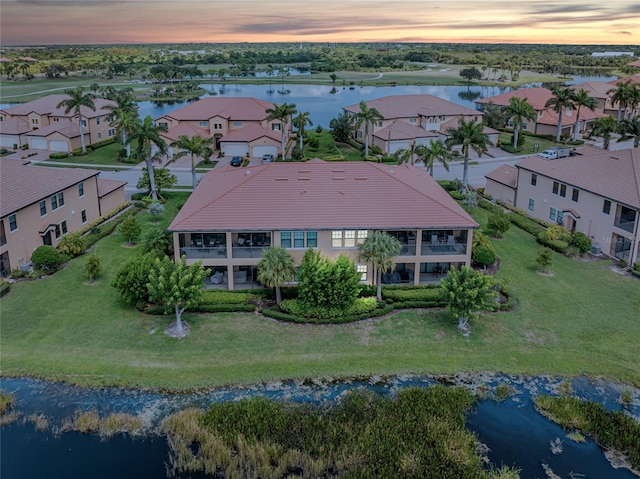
xmin=610 ymin=156 xmax=619 ymax=160
xmin=275 ymin=177 xmax=288 ymax=181
xmin=298 ymin=169 xmax=311 ymax=173
xmin=332 ymin=169 xmax=345 ymax=173
xmin=245 ymin=170 xmax=251 ymax=175
xmin=298 ymin=177 xmax=311 ymax=181
xmin=354 ymin=176 xmax=368 ymax=180
xmin=332 ymin=176 xmax=345 ymax=180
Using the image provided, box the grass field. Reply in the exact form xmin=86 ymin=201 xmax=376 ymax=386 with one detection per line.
xmin=1 ymin=201 xmax=639 ymax=390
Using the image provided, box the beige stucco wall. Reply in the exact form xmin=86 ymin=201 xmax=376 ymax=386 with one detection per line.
xmin=99 ymin=187 xmax=126 ymax=216
xmin=485 ymin=179 xmax=516 ymax=206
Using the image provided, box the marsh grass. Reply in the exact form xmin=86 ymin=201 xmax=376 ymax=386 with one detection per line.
xmin=27 ymin=413 xmax=49 ymax=431
xmin=0 ymin=391 xmax=14 ymax=415
xmin=494 ymin=383 xmax=513 ymax=401
xmin=99 ymin=412 xmax=143 ymax=437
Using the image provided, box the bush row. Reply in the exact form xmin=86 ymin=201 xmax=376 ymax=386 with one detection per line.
xmin=144 ymin=303 xmax=256 ymax=315
xmin=200 ymin=290 xmax=257 ymax=305
xmin=0 ymin=280 xmax=11 ymax=297
xmin=260 ymin=303 xmax=394 ymax=324
xmin=383 ymin=287 xmax=443 ymax=302
xmin=77 ymin=202 xmax=132 ymax=237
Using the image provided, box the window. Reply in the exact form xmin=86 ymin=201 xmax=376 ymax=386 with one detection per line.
xmin=199 ymin=121 xmax=208 ymax=127
xmin=356 ymin=264 xmax=367 ymax=282
xmin=307 ymin=231 xmax=317 ymax=248
xmin=55 ymin=224 xmax=61 ymax=239
xmin=81 ymin=209 xmax=87 ymax=223
xmin=294 ymin=231 xmax=305 ymax=248
xmin=53 ymin=117 xmax=59 ymax=122
xmin=158 ymin=122 xmax=168 ymax=129
xmin=9 ymin=214 xmax=17 ymax=232
xmin=0 ymin=221 xmax=5 ymax=246
xmin=213 ymin=123 xmax=222 ymax=130
xmin=557 ymin=210 xmax=563 ymax=224
xmin=51 ymin=192 xmax=64 ymax=210
xmin=61 ymin=220 xmax=67 ymax=235
xmin=409 ymin=118 xmax=416 ymax=124
xmin=603 ymin=199 xmax=611 ymax=215
xmin=282 ymin=231 xmax=318 ymax=248
xmin=560 ymin=184 xmax=566 ymax=197
xmin=375 ymin=120 xmax=382 ymax=127
xmin=549 ymin=207 xmax=557 ymax=222
xmin=528 ymin=198 xmax=535 ymax=211
xmin=78 ymin=182 xmax=84 ymax=197
xmin=97 ymin=132 xmax=102 ymax=140
xmin=531 ymin=173 xmax=537 ymax=186
xmin=332 ymin=230 xmax=368 ymax=248
xmin=344 ymin=230 xmax=356 ymax=247
xmin=281 ymin=231 xmax=291 ymax=248
xmin=81 ymin=119 xmax=87 ymax=127
xmin=572 ymin=188 xmax=579 ymax=202
xmin=31 ymin=118 xmax=38 ymax=125
xmin=552 ymin=181 xmax=559 ymax=195
xmin=96 ymin=117 xmax=100 ymax=125
xmin=234 ymin=121 xmax=242 ymax=127
xmin=39 ymin=200 xmax=47 ymax=216
xmin=552 ymin=181 xmax=566 ymax=197
xmin=108 ymin=128 xmax=115 ymax=137
xmin=271 ymin=123 xmax=281 ymax=131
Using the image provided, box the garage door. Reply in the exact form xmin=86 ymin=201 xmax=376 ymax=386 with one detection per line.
xmin=50 ymin=140 xmax=69 ymax=152
xmin=389 ymin=141 xmax=409 ymax=155
xmin=29 ymin=137 xmax=47 ymax=150
xmin=0 ymin=135 xmax=18 ymax=148
xmin=222 ymin=143 xmax=249 ymax=157
xmin=252 ymin=145 xmax=278 ymax=158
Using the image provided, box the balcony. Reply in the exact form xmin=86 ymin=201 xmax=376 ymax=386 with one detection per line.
xmin=180 ymin=245 xmax=228 ymax=260
xmin=386 ymin=230 xmax=417 ymax=256
xmin=421 ymin=230 xmax=468 ymax=256
xmin=614 ymin=217 xmax=636 ymax=233
xmin=232 ymin=232 xmax=271 ymax=259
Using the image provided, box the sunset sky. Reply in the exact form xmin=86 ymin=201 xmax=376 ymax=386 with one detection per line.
xmin=1 ymin=0 xmax=638 ymax=46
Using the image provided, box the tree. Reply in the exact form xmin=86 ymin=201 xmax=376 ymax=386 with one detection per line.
xmin=169 ymin=134 xmax=214 ymax=190
xmin=480 ymin=102 xmax=503 ymax=129
xmin=570 ymin=89 xmax=597 ymax=141
xmin=415 ymin=140 xmax=451 ymax=177
xmin=472 ymin=246 xmax=496 ymax=269
xmin=31 ymin=245 xmax=64 ymax=271
xmin=85 ymin=255 xmax=101 ymax=283
xmin=111 ymin=253 xmax=158 ymax=305
xmin=589 ymin=115 xmax=617 ymax=150
xmin=545 ymin=86 xmax=575 ymax=142
xmin=147 ymin=256 xmax=209 ymax=338
xmin=357 ymin=232 xmax=401 ymax=301
xmin=487 ymin=209 xmax=511 ymax=238
xmin=394 ymin=140 xmax=417 ymax=165
xmin=137 ymin=167 xmax=177 ymax=198
xmin=57 ymin=232 xmax=86 ymax=256
xmin=459 ymin=67 xmax=482 ymax=85
xmin=105 ymin=90 xmax=138 ymax=158
xmin=119 ymin=214 xmax=141 ymax=245
xmin=257 ymin=246 xmax=296 ymax=305
xmin=502 ymin=97 xmax=536 ymax=148
xmin=56 ymin=86 xmax=96 ymax=153
xmin=147 ymin=202 xmax=165 ymax=223
xmin=354 ymin=101 xmax=384 ymax=157
xmin=445 ymin=118 xmax=492 ymax=193
xmin=440 ymin=266 xmax=497 ymax=333
xmin=329 ymin=112 xmax=354 ymax=143
xmin=128 ymin=115 xmax=168 ymax=201
xmin=292 ymin=111 xmax=313 ymax=150
xmin=607 ymin=80 xmax=635 ymax=123
xmin=329 ymin=73 xmax=338 ymax=84
xmin=536 ymin=248 xmax=553 ymax=273
xmin=141 ymin=228 xmax=173 ymax=256
xmin=266 ymin=102 xmax=297 ymax=161
xmin=618 ymin=117 xmax=640 ymax=147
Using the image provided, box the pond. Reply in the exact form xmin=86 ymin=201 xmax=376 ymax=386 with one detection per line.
xmin=1 ymin=375 xmax=638 ymax=478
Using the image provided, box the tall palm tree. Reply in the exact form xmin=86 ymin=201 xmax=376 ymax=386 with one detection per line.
xmin=104 ymin=90 xmax=138 ymax=158
xmin=545 ymin=86 xmax=575 ymax=142
xmin=266 ymin=102 xmax=297 ymax=161
xmin=257 ymin=246 xmax=296 ymax=305
xmin=292 ymin=111 xmax=313 ymax=150
xmin=607 ymin=80 xmax=635 ymax=123
xmin=445 ymin=118 xmax=492 ymax=193
xmin=357 ymin=232 xmax=401 ymax=301
xmin=394 ymin=140 xmax=417 ymax=165
xmin=627 ymin=86 xmax=640 ymax=120
xmin=570 ymin=89 xmax=598 ymax=141
xmin=589 ymin=116 xmax=617 ymax=150
xmin=354 ymin=101 xmax=384 ymax=156
xmin=618 ymin=117 xmax=640 ymax=147
xmin=502 ymin=97 xmax=536 ymax=148
xmin=169 ymin=134 xmax=215 ymax=190
xmin=128 ymin=116 xmax=168 ymax=201
xmin=415 ymin=140 xmax=451 ymax=177
xmin=56 ymin=86 xmax=96 ymax=153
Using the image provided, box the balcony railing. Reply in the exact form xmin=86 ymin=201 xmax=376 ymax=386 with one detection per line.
xmin=180 ymin=246 xmax=228 ymax=260
xmin=232 ymin=245 xmax=267 ymax=258
xmin=420 ymin=243 xmax=467 ymax=256
xmin=614 ymin=218 xmax=635 ymax=233
xmin=398 ymin=243 xmax=416 ymax=256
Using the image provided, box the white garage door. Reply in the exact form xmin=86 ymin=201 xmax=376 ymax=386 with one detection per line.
xmin=222 ymin=143 xmax=249 ymax=157
xmin=252 ymin=145 xmax=278 ymax=158
xmin=0 ymin=135 xmax=18 ymax=148
xmin=29 ymin=137 xmax=47 ymax=150
xmin=389 ymin=140 xmax=410 ymax=155
xmin=50 ymin=140 xmax=69 ymax=152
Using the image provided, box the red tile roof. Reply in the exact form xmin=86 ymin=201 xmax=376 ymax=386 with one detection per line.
xmin=608 ymin=73 xmax=640 ymax=86
xmin=516 ymin=146 xmax=640 ymax=209
xmin=570 ymin=81 xmax=614 ymax=99
xmin=0 ymin=117 xmax=31 ymax=135
xmin=157 ymin=97 xmax=275 ymax=122
xmin=536 ymin=106 xmax=605 ymax=127
xmin=97 ymin=179 xmax=126 ymax=197
xmin=344 ymin=94 xmax=480 ymax=119
xmin=169 ymin=160 xmax=478 ymax=232
xmin=485 ymin=165 xmax=518 ymax=188
xmin=25 ymin=119 xmax=81 ymax=138
xmin=222 ymin=123 xmax=280 ymax=143
xmin=476 ymin=87 xmax=553 ymax=110
xmin=0 ymin=161 xmax=99 ymax=217
xmin=1 ymin=94 xmax=115 ymax=119
xmin=161 ymin=122 xmax=209 ymax=142
xmin=373 ymin=120 xmax=439 ymax=141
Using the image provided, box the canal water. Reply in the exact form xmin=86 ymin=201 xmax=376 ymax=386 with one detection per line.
xmin=1 ymin=375 xmax=638 ymax=478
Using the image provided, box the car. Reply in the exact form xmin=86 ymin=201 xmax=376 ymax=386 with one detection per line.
xmin=262 ymin=154 xmax=275 ymax=164
xmin=230 ymin=156 xmax=243 ymax=167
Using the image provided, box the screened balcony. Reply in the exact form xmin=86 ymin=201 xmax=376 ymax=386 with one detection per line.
xmin=421 ymin=230 xmax=468 ymax=256
xmin=232 ymin=232 xmax=271 ymax=258
xmin=386 ymin=230 xmax=417 ymax=256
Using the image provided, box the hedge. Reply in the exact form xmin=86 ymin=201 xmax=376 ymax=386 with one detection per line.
xmin=144 ymin=303 xmax=256 ymax=315
xmin=0 ymin=281 xmax=11 ymax=297
xmin=49 ymin=152 xmax=70 ymax=160
xmin=536 ymin=232 xmax=569 ymax=253
xmin=260 ymin=303 xmax=394 ymax=324
xmin=382 ymin=287 xmax=443 ymax=302
xmin=200 ymin=290 xmax=257 ymax=305
xmin=90 ymin=138 xmax=117 ymax=149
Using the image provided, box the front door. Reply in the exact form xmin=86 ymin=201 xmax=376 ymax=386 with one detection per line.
xmin=43 ymin=231 xmax=52 ymax=246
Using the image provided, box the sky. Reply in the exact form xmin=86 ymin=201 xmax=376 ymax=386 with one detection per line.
xmin=1 ymin=0 xmax=639 ymax=46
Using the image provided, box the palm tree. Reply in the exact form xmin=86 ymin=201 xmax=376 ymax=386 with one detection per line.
xmin=415 ymin=140 xmax=451 ymax=177
xmin=589 ymin=116 xmax=617 ymax=150
xmin=502 ymin=97 xmax=536 ymax=148
xmin=169 ymin=134 xmax=215 ymax=190
xmin=618 ymin=117 xmax=640 ymax=147
xmin=128 ymin=115 xmax=168 ymax=201
xmin=445 ymin=118 xmax=492 ymax=193
xmin=104 ymin=90 xmax=138 ymax=158
xmin=357 ymin=232 xmax=401 ymax=301
xmin=292 ymin=111 xmax=313 ymax=150
xmin=607 ymin=80 xmax=635 ymax=123
xmin=257 ymin=246 xmax=296 ymax=305
xmin=56 ymin=86 xmax=96 ymax=153
xmin=570 ymin=89 xmax=598 ymax=141
xmin=266 ymin=102 xmax=297 ymax=161
xmin=354 ymin=101 xmax=384 ymax=156
xmin=545 ymin=86 xmax=575 ymax=142
xmin=394 ymin=140 xmax=417 ymax=165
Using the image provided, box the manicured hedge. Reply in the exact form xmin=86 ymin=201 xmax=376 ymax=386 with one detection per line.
xmin=200 ymin=290 xmax=257 ymax=305
xmin=536 ymin=232 xmax=569 ymax=253
xmin=382 ymin=287 xmax=443 ymax=303
xmin=0 ymin=281 xmax=11 ymax=297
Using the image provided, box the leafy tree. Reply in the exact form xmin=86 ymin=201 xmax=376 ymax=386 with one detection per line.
xmin=502 ymin=97 xmax=536 ymax=148
xmin=394 ymin=140 xmax=417 ymax=165
xmin=169 ymin=134 xmax=214 ymax=190
xmin=104 ymin=89 xmax=138 ymax=158
xmin=266 ymin=102 xmax=297 ymax=161
xmin=147 ymin=201 xmax=165 ymax=223
xmin=292 ymin=111 xmax=313 ymax=150
xmin=357 ymin=232 xmax=401 ymax=301
xmin=459 ymin=67 xmax=482 ymax=85
xmin=329 ymin=112 xmax=354 ymax=143
xmin=147 ymin=256 xmax=209 ymax=337
xmin=354 ymin=101 xmax=384 ymax=156
xmin=480 ymin=101 xmax=503 ymax=129
xmin=111 ymin=253 xmax=158 ymax=304
xmin=415 ymin=140 xmax=451 ymax=177
xmin=137 ymin=167 xmax=177 ymax=199
xmin=589 ymin=116 xmax=617 ymax=150
xmin=607 ymin=80 xmax=635 ymax=123
xmin=85 ymin=255 xmax=101 ymax=283
xmin=56 ymin=86 xmax=96 ymax=153
xmin=472 ymin=246 xmax=496 ymax=268
xmin=128 ymin=115 xmax=168 ymax=201
xmin=31 ymin=245 xmax=64 ymax=271
xmin=445 ymin=118 xmax=492 ymax=193
xmin=570 ymin=88 xmax=597 ymax=141
xmin=545 ymin=86 xmax=575 ymax=142
xmin=57 ymin=232 xmax=86 ymax=256
xmin=329 ymin=73 xmax=338 ymax=84
xmin=119 ymin=214 xmax=141 ymax=245
xmin=440 ymin=266 xmax=497 ymax=333
xmin=618 ymin=117 xmax=640 ymax=147
xmin=487 ymin=209 xmax=511 ymax=238
xmin=536 ymin=248 xmax=553 ymax=273
xmin=570 ymin=232 xmax=592 ymax=254
xmin=257 ymin=246 xmax=296 ymax=305
xmin=141 ymin=228 xmax=173 ymax=256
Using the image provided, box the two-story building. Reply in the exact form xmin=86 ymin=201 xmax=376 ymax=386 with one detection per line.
xmin=0 ymin=160 xmax=126 ymax=277
xmin=0 ymin=94 xmax=117 ymax=152
xmin=155 ymin=97 xmax=284 ymax=158
xmin=169 ymin=159 xmax=478 ymax=290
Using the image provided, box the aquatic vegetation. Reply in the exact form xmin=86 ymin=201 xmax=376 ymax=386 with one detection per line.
xmin=494 ymin=383 xmax=512 ymax=401
xmin=99 ymin=412 xmax=143 ymax=437
xmin=0 ymin=390 xmax=14 ymax=415
xmin=27 ymin=413 xmax=49 ymax=431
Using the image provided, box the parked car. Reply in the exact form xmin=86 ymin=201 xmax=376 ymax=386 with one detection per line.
xmin=262 ymin=154 xmax=275 ymax=164
xmin=230 ymin=156 xmax=243 ymax=167
xmin=537 ymin=147 xmax=574 ymax=160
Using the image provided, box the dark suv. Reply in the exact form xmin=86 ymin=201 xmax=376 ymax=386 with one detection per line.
xmin=230 ymin=156 xmax=243 ymax=167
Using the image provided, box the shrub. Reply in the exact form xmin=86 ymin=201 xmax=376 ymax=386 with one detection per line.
xmin=448 ymin=191 xmax=464 ymax=201
xmin=89 ymin=138 xmax=117 ymax=149
xmin=200 ymin=290 xmax=256 ymax=305
xmin=510 ymin=213 xmax=546 ymax=236
xmin=536 ymin=248 xmax=553 ymax=271
xmin=488 ymin=210 xmax=510 ymax=237
xmin=49 ymin=152 xmax=70 ymax=160
xmin=31 ymin=245 xmax=65 ymax=271
xmin=383 ymin=287 xmax=443 ymax=302
xmin=0 ymin=280 xmax=11 ymax=297
xmin=71 ymin=147 xmax=92 ymax=156
xmin=570 ymin=232 xmax=592 ymax=254
xmin=85 ymin=255 xmax=101 ymax=282
xmin=57 ymin=232 xmax=87 ymax=257
xmin=111 ymin=253 xmax=158 ymax=304
xmin=544 ymin=225 xmax=571 ymax=242
xmin=537 ymin=232 xmax=569 ymax=252
xmin=473 ymin=245 xmax=497 ymax=267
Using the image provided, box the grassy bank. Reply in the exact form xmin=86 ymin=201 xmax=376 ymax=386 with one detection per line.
xmin=1 ymin=202 xmax=639 ymax=390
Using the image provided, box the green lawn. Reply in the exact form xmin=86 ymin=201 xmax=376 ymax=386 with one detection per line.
xmin=498 ymin=132 xmax=569 ymax=155
xmin=43 ymin=141 xmax=138 ymax=167
xmin=1 ymin=200 xmax=639 ymax=390
xmin=302 ymin=131 xmax=362 ymax=161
